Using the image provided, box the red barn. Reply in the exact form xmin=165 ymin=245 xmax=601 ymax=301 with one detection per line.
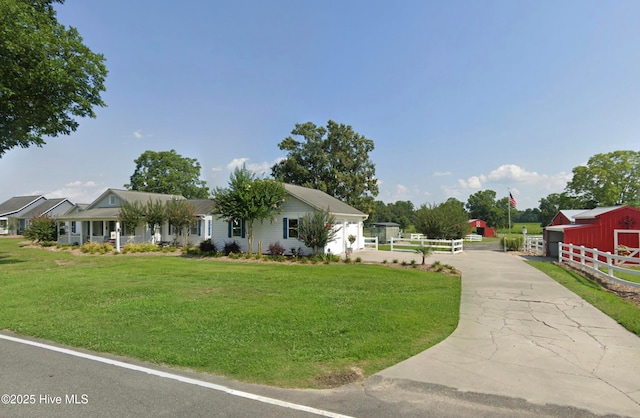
xmin=469 ymin=219 xmax=497 ymax=237
xmin=544 ymin=206 xmax=640 ymax=257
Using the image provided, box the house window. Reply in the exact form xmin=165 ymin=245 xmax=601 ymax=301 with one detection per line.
xmin=71 ymin=221 xmax=76 ymax=234
xmin=190 ymin=220 xmax=200 ymax=236
xmin=109 ymin=195 xmax=116 ymax=205
xmin=288 ymin=218 xmax=299 ymax=239
xmin=231 ymin=219 xmax=242 ymax=237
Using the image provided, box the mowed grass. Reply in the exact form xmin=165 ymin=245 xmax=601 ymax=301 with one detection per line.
xmin=0 ymin=238 xmax=460 ymax=388
xmin=527 ymin=261 xmax=640 ymax=336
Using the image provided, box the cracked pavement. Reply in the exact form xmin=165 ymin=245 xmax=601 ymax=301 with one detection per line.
xmin=370 ymin=249 xmax=640 ymax=417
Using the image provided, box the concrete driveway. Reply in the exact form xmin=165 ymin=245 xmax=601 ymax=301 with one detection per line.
xmin=356 ymin=249 xmax=640 ymax=417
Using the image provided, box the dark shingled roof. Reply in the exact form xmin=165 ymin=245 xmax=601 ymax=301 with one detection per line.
xmin=19 ymin=198 xmax=70 ymax=219
xmin=0 ymin=195 xmax=44 ymax=216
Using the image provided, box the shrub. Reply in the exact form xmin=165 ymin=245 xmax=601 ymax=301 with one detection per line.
xmin=290 ymin=247 xmax=304 ymax=258
xmin=199 ymin=239 xmax=217 ymax=254
xmin=41 ymin=241 xmax=57 ymax=247
xmin=268 ymin=241 xmax=286 ymax=256
xmin=223 ymin=241 xmax=242 ymax=255
xmin=24 ymin=216 xmax=57 ymax=243
xmin=121 ymin=243 xmax=161 ymax=254
xmin=80 ymin=242 xmax=113 ymax=254
xmin=355 ymin=257 xmax=362 ymax=263
xmin=343 ymin=256 xmax=352 ymax=264
xmin=501 ymin=236 xmax=524 ymax=251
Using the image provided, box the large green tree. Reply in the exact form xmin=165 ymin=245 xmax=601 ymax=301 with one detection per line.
xmin=415 ymin=199 xmax=468 ymax=240
xmin=0 ymin=0 xmax=107 ymax=157
xmin=565 ymin=150 xmax=640 ymax=208
xmin=271 ymin=120 xmax=378 ymax=215
xmin=212 ymin=166 xmax=287 ymax=255
xmin=126 ymin=150 xmax=209 ymax=199
xmin=369 ymin=200 xmax=416 ymax=229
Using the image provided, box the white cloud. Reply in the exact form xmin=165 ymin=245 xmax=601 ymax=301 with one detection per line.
xmin=44 ymin=181 xmax=103 ymax=203
xmin=432 ymin=171 xmax=452 ymax=177
xmin=457 ymin=175 xmax=485 ymax=189
xmin=225 ymin=157 xmax=277 ymax=177
xmin=226 ymin=158 xmax=249 ymax=171
xmin=133 ymin=130 xmax=143 ymax=139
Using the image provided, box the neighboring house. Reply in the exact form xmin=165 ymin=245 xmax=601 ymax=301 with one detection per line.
xmin=210 ymin=183 xmax=369 ymax=255
xmin=19 ymin=198 xmax=75 ymax=233
xmin=544 ymin=206 xmax=640 ymax=257
xmin=55 ymin=189 xmax=187 ymax=246
xmin=0 ymin=195 xmax=48 ymax=234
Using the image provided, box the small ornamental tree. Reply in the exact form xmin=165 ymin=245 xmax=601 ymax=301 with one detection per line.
xmin=117 ymin=201 xmax=144 ymax=236
xmin=24 ymin=215 xmax=57 ymax=243
xmin=165 ymin=199 xmax=197 ymax=247
xmin=297 ymin=209 xmax=340 ymax=255
xmin=415 ymin=245 xmax=433 ymax=265
xmin=144 ymin=199 xmax=166 ymax=244
xmin=212 ymin=166 xmax=287 ymax=255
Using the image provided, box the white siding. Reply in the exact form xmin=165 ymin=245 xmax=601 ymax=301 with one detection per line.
xmin=204 ymin=196 xmax=366 ymax=255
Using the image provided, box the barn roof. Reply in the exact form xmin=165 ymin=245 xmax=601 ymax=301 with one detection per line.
xmin=558 ymin=210 xmax=585 ymax=223
xmin=545 ymin=224 xmax=593 ymax=232
xmin=573 ymin=206 xmax=624 ymax=220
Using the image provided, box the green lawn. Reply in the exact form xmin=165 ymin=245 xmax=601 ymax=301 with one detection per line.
xmin=498 ymin=222 xmax=543 ymax=235
xmin=0 ymin=238 xmax=460 ymax=388
xmin=528 ymin=261 xmax=640 ymax=336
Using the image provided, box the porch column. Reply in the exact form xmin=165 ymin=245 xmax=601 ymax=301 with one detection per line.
xmin=115 ymin=221 xmax=121 ymax=253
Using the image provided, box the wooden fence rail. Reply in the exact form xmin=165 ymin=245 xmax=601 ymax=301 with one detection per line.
xmin=558 ymin=242 xmax=640 ymax=289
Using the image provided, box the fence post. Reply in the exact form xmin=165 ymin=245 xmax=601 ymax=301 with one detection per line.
xmin=390 ymin=237 xmax=394 ymax=252
xmin=592 ymin=248 xmax=599 ymax=274
xmin=580 ymin=246 xmax=586 ymax=267
xmin=606 ymin=251 xmax=613 ymax=277
xmin=558 ymin=242 xmax=563 ymax=263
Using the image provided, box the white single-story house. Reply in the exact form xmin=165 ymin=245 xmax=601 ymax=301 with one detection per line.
xmin=211 ymin=183 xmax=369 ymax=255
xmin=0 ymin=195 xmax=71 ymax=235
xmin=55 ymin=184 xmax=368 ymax=255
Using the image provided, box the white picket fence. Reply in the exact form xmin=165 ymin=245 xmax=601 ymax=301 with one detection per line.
xmin=524 ymin=235 xmax=544 ymax=254
xmin=364 ymin=236 xmax=378 ymax=251
xmin=464 ymin=234 xmax=482 ymax=242
xmin=390 ymin=237 xmax=463 ymax=254
xmin=558 ymin=242 xmax=640 ymax=289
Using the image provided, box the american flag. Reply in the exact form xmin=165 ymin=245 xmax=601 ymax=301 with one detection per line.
xmin=509 ymin=192 xmax=517 ymax=208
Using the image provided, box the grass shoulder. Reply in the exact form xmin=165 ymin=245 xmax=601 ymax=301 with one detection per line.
xmin=527 ymin=260 xmax=640 ymax=336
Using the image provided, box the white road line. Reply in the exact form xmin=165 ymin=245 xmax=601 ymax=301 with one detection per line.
xmin=0 ymin=334 xmax=355 ymax=418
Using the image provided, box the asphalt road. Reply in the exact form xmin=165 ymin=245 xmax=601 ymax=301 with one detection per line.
xmin=0 ymin=329 xmax=611 ymax=418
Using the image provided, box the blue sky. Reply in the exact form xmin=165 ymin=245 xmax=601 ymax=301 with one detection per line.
xmin=2 ymin=0 xmax=639 ymax=210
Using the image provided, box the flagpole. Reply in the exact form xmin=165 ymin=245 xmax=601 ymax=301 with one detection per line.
xmin=508 ymin=189 xmax=511 ymax=235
